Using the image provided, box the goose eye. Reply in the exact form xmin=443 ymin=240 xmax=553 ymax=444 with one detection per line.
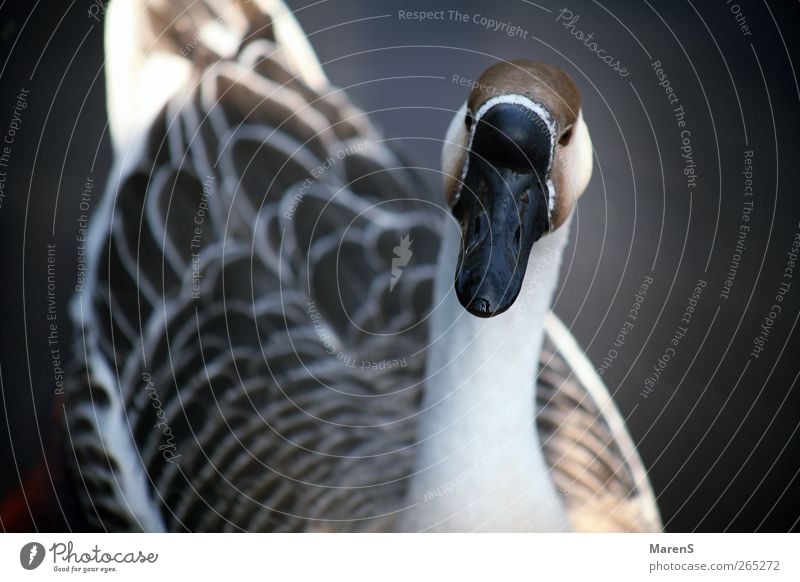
xmin=465 ymin=112 xmax=473 ymax=130
xmin=558 ymin=125 xmax=573 ymax=146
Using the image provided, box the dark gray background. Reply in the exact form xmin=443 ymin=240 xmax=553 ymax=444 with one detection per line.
xmin=0 ymin=0 xmax=798 ymax=531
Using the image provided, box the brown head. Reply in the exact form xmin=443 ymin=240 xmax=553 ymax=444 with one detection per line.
xmin=442 ymin=60 xmax=593 ymax=317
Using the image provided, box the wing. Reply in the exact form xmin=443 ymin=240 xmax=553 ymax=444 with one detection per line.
xmin=66 ymin=0 xmax=439 ymax=532
xmin=537 ymin=313 xmax=662 ymax=532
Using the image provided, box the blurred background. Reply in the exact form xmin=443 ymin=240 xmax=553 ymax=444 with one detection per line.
xmin=0 ymin=0 xmax=798 ymax=531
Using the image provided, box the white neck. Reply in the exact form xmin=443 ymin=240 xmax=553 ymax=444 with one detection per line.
xmin=400 ymin=217 xmax=572 ymax=532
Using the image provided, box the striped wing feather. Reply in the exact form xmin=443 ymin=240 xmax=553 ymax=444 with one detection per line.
xmin=539 ymin=314 xmax=661 ymax=532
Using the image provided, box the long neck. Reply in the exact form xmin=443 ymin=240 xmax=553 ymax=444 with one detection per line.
xmin=401 ymin=217 xmax=572 ymax=532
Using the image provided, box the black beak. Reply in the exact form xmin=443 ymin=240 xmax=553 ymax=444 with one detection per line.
xmin=453 ymin=157 xmax=549 ymax=317
xmin=450 ymin=99 xmax=555 ymax=318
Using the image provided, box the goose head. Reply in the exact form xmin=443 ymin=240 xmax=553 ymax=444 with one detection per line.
xmin=443 ymin=60 xmax=593 ymax=317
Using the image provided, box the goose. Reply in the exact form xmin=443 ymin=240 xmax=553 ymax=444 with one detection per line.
xmin=60 ymin=0 xmax=662 ymax=533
